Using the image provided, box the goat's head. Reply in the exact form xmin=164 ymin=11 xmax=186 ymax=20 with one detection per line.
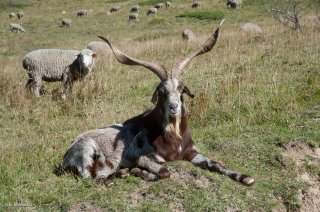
xmin=98 ymin=19 xmax=224 ymax=118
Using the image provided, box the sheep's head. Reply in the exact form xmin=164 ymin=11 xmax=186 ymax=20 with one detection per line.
xmin=78 ymin=49 xmax=97 ymax=70
xmin=98 ymin=19 xmax=224 ymax=118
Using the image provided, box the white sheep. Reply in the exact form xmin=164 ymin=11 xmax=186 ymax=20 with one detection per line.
xmin=10 ymin=23 xmax=25 ymax=33
xmin=61 ymin=18 xmax=72 ymax=27
xmin=128 ymin=13 xmax=139 ymax=21
xmin=9 ymin=12 xmax=16 ymax=18
xmin=192 ymin=2 xmax=201 ymax=8
xmin=227 ymin=0 xmax=242 ymax=9
xmin=22 ymin=49 xmax=96 ymax=99
xmin=240 ymin=23 xmax=262 ymax=34
xmin=130 ymin=5 xmax=140 ymax=13
xmin=147 ymin=8 xmax=157 ymax=16
xmin=110 ymin=6 xmax=120 ymax=13
xmin=77 ymin=10 xmax=88 ymax=16
xmin=154 ymin=3 xmax=164 ymax=9
xmin=182 ymin=29 xmax=195 ymax=41
xmin=165 ymin=2 xmax=171 ymax=8
xmin=17 ymin=11 xmax=24 ymax=19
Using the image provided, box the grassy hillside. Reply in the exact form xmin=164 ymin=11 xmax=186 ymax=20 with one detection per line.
xmin=0 ymin=0 xmax=320 ymax=211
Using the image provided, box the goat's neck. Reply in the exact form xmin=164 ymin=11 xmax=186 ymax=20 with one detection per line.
xmin=153 ymin=103 xmax=188 ymax=139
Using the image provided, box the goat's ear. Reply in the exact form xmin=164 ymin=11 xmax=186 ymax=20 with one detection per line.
xmin=151 ymin=89 xmax=159 ymax=105
xmin=183 ymin=85 xmax=195 ymax=98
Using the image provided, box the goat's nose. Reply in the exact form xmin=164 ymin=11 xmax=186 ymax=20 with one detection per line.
xmin=169 ymin=102 xmax=178 ymax=110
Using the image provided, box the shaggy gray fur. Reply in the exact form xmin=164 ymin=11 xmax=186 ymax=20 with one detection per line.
xmin=22 ymin=48 xmax=96 ymax=98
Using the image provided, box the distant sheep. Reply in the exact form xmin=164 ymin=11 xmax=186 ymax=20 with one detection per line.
xmin=61 ymin=18 xmax=72 ymax=27
xmin=77 ymin=10 xmax=88 ymax=16
xmin=130 ymin=5 xmax=140 ymax=13
xmin=240 ymin=23 xmax=262 ymax=34
xmin=10 ymin=23 xmax=25 ymax=33
xmin=129 ymin=13 xmax=138 ymax=21
xmin=182 ymin=29 xmax=195 ymax=41
xmin=22 ymin=49 xmax=96 ymax=99
xmin=110 ymin=6 xmax=120 ymax=13
xmin=9 ymin=12 xmax=16 ymax=18
xmin=227 ymin=0 xmax=242 ymax=9
xmin=155 ymin=3 xmax=164 ymax=9
xmin=192 ymin=2 xmax=201 ymax=8
xmin=87 ymin=41 xmax=111 ymax=61
xmin=147 ymin=8 xmax=157 ymax=15
xmin=166 ymin=2 xmax=171 ymax=8
xmin=17 ymin=11 xmax=24 ymax=19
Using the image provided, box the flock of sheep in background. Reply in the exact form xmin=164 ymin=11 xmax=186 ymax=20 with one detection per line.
xmin=8 ymin=0 xmax=263 ymax=99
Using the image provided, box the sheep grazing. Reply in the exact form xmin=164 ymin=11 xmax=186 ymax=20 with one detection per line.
xmin=17 ymin=11 xmax=24 ymax=19
xmin=182 ymin=29 xmax=195 ymax=41
xmin=110 ymin=6 xmax=120 ymax=13
xmin=62 ymin=19 xmax=255 ymax=186
xmin=227 ymin=0 xmax=242 ymax=9
xmin=9 ymin=12 xmax=16 ymax=18
xmin=192 ymin=2 xmax=201 ymax=8
xmin=22 ymin=49 xmax=96 ymax=99
xmin=154 ymin=3 xmax=164 ymax=9
xmin=240 ymin=23 xmax=262 ymax=34
xmin=128 ymin=13 xmax=139 ymax=21
xmin=165 ymin=2 xmax=171 ymax=8
xmin=61 ymin=18 xmax=72 ymax=27
xmin=10 ymin=23 xmax=25 ymax=33
xmin=77 ymin=9 xmax=88 ymax=16
xmin=130 ymin=5 xmax=140 ymax=13
xmin=147 ymin=8 xmax=157 ymax=16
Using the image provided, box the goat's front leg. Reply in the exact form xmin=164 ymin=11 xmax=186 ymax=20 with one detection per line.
xmin=185 ymin=151 xmax=255 ymax=186
xmin=133 ymin=154 xmax=170 ymax=180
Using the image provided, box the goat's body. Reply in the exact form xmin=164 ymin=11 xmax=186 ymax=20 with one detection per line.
xmin=63 ymin=104 xmax=196 ymax=180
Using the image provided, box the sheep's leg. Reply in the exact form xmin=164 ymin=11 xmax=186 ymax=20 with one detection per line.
xmin=25 ymin=78 xmax=34 ymax=93
xmin=185 ymin=152 xmax=255 ymax=186
xmin=33 ymin=78 xmax=42 ymax=97
xmin=62 ymin=76 xmax=72 ymax=100
xmin=135 ymin=154 xmax=170 ymax=179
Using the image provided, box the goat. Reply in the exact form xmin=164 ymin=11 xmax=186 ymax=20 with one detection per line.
xmin=62 ymin=19 xmax=255 ymax=186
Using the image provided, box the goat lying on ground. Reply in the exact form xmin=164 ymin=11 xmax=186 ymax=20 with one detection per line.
xmin=62 ymin=19 xmax=255 ymax=186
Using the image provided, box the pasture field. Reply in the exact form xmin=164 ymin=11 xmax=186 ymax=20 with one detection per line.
xmin=0 ymin=0 xmax=319 ymax=211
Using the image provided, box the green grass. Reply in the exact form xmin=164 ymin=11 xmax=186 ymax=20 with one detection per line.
xmin=138 ymin=0 xmax=167 ymax=6
xmin=0 ymin=0 xmax=320 ymax=211
xmin=177 ymin=10 xmax=225 ymax=20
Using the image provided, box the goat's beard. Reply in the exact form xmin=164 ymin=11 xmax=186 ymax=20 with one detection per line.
xmin=164 ymin=109 xmax=182 ymax=138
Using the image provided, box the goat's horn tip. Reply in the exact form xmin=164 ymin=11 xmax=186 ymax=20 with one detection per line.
xmin=219 ymin=19 xmax=225 ymax=27
xmin=98 ymin=35 xmax=109 ymax=42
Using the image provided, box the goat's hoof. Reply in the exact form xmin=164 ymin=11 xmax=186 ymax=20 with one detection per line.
xmin=159 ymin=167 xmax=170 ymax=179
xmin=241 ymin=176 xmax=255 ymax=186
xmin=116 ymin=168 xmax=129 ymax=178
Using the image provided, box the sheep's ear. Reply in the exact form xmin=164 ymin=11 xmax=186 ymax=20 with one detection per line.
xmin=92 ymin=53 xmax=97 ymax=58
xmin=183 ymin=85 xmax=195 ymax=98
xmin=151 ymin=89 xmax=159 ymax=105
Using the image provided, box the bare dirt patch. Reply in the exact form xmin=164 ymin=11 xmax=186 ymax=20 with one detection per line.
xmin=169 ymin=167 xmax=214 ymax=188
xmin=282 ymin=140 xmax=320 ymax=212
xmin=67 ymin=202 xmax=106 ymax=212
